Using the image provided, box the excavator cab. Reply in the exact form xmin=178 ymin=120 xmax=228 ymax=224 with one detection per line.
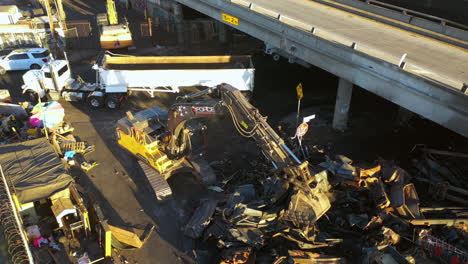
xmin=116 ymin=106 xmax=174 ymax=176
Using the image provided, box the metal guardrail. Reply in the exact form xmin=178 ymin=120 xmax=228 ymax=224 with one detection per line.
xmin=362 ymin=0 xmax=468 ymax=31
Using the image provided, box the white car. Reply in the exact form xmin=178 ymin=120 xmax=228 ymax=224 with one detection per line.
xmin=0 ymin=48 xmax=51 ymax=75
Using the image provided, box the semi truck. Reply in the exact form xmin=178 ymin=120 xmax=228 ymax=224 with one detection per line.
xmin=21 ymin=54 xmax=255 ymax=109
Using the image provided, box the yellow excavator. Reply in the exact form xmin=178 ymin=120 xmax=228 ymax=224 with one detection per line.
xmin=116 ymin=83 xmax=331 ymax=227
xmin=97 ymin=0 xmax=133 ymax=49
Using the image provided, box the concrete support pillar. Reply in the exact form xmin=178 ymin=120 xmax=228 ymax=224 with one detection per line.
xmin=218 ymin=22 xmax=227 ymax=43
xmin=332 ymin=78 xmax=353 ymax=131
xmin=172 ymin=2 xmax=185 ymax=45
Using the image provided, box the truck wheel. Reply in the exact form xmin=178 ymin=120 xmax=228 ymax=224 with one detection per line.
xmin=0 ymin=67 xmax=5 ymax=75
xmin=30 ymin=64 xmax=41 ymax=70
xmin=88 ymin=96 xmax=103 ymax=108
xmin=105 ymin=95 xmax=121 ymax=109
xmin=25 ymin=91 xmax=39 ymax=103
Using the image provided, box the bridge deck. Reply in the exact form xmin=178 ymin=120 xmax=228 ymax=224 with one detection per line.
xmin=250 ymin=0 xmax=468 ymax=89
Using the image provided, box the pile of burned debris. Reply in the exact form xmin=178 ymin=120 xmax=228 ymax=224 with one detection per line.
xmin=0 ymin=100 xmax=72 ymax=144
xmin=183 ymin=147 xmax=468 ymax=263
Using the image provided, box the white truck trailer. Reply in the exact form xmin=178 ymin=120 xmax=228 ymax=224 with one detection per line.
xmin=21 ymin=54 xmax=255 ymax=109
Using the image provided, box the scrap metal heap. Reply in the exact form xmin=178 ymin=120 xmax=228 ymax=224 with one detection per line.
xmin=182 ymin=134 xmax=468 ymax=262
xmin=184 ymin=149 xmax=468 ymax=264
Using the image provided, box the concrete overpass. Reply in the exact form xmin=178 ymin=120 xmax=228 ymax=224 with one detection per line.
xmin=173 ymin=0 xmax=468 ymax=137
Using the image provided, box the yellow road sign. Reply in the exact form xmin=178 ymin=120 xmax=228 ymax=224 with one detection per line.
xmin=222 ymin=13 xmax=239 ymax=26
xmin=296 ymin=83 xmax=303 ymax=100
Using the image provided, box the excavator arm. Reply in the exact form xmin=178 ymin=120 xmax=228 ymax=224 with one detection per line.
xmin=166 ymin=83 xmax=314 ymax=182
xmin=166 ymin=83 xmax=331 ymax=228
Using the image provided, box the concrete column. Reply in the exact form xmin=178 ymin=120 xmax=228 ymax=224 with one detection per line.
xmin=218 ymin=22 xmax=227 ymax=43
xmin=172 ymin=2 xmax=185 ymax=45
xmin=332 ymin=78 xmax=353 ymax=131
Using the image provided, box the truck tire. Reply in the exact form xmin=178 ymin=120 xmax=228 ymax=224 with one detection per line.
xmin=0 ymin=67 xmax=5 ymax=75
xmin=88 ymin=95 xmax=104 ymax=108
xmin=30 ymin=64 xmax=41 ymax=70
xmin=105 ymin=94 xmax=121 ymax=109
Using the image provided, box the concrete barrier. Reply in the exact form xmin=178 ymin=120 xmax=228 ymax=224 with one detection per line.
xmin=249 ymin=4 xmax=279 ymax=19
xmin=311 ymin=0 xmax=468 ymax=48
xmin=278 ymin=15 xmax=314 ymax=32
xmin=230 ymin=0 xmax=250 ymax=8
xmin=409 ymin=17 xmax=445 ymax=34
xmin=333 ymin=0 xmax=411 ymax=23
xmin=445 ymin=27 xmax=468 ymax=41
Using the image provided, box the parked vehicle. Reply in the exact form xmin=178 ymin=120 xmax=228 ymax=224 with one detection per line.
xmin=21 ymin=54 xmax=255 ymax=109
xmin=0 ymin=5 xmax=23 ymax=25
xmin=0 ymin=48 xmax=50 ymax=74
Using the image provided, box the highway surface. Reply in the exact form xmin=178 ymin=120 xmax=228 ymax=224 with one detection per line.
xmin=248 ymin=0 xmax=468 ymax=89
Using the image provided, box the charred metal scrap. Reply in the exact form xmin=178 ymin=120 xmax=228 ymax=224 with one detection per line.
xmin=184 ymin=151 xmax=468 ymax=263
xmin=182 ymin=168 xmax=334 ymax=250
xmin=318 ymin=154 xmax=467 ymax=262
xmin=219 ymin=247 xmax=254 ymax=264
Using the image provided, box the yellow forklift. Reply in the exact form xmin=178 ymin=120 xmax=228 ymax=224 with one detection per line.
xmin=97 ymin=0 xmax=133 ymax=49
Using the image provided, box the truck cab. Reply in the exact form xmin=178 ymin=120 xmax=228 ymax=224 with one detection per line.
xmin=21 ymin=60 xmax=71 ymax=102
xmin=43 ymin=60 xmax=71 ymax=92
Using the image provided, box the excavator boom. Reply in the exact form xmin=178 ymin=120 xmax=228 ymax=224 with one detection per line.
xmin=167 ymin=84 xmax=299 ymax=168
xmin=118 ymin=83 xmax=331 ymax=226
xmin=167 ymin=84 xmax=331 ymax=227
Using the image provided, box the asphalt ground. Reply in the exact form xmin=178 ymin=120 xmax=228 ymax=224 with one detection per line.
xmin=0 ymin=0 xmax=467 ymax=262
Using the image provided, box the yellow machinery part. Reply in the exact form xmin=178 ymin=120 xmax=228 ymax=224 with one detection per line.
xmin=104 ymin=224 xmax=112 ymax=257
xmin=108 ymin=224 xmax=143 ymax=248
xmin=107 ymin=0 xmax=118 ymax=25
xmin=117 ymin=129 xmax=174 ymax=176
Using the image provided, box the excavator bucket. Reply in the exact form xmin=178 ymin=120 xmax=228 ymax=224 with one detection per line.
xmin=281 ymin=170 xmax=331 ymax=228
